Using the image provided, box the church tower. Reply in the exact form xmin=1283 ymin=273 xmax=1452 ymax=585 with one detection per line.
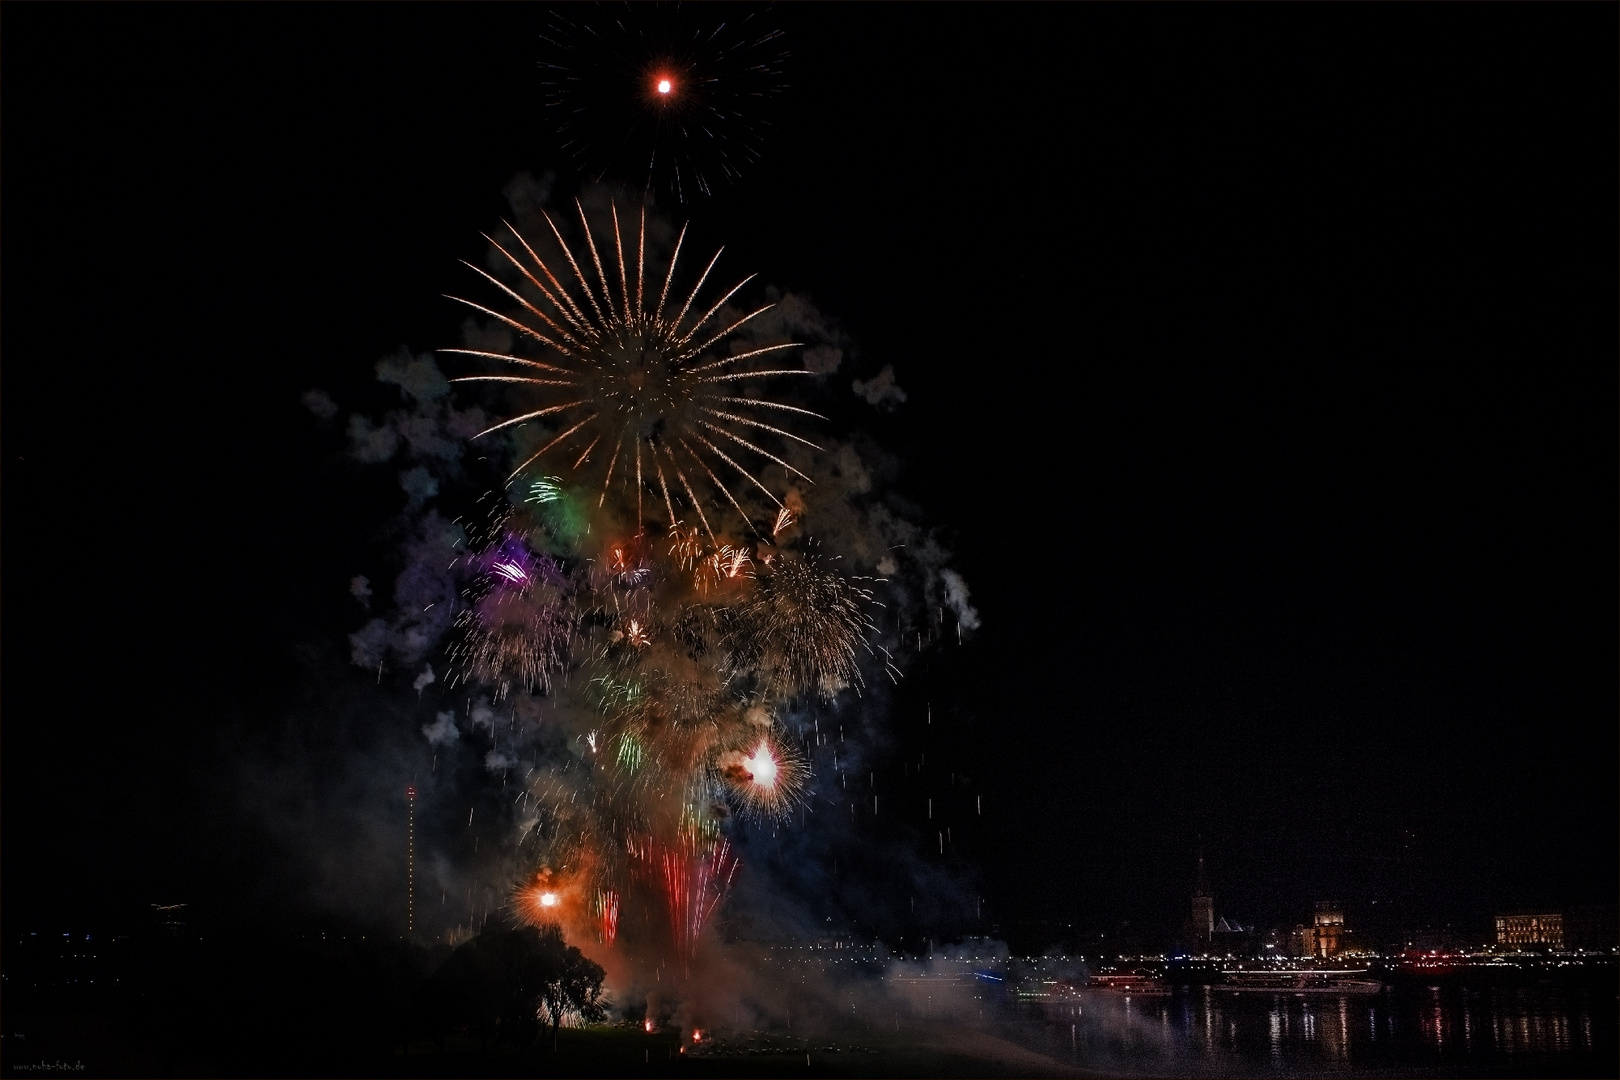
xmin=1190 ymin=848 xmax=1214 ymax=950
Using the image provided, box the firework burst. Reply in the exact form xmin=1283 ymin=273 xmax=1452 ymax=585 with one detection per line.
xmin=447 ymin=200 xmax=822 ymax=537
xmin=730 ymin=548 xmax=890 ymax=698
xmin=512 ymin=866 xmax=570 ymax=928
xmin=538 ymin=3 xmax=788 ymax=201
xmin=447 ymin=531 xmax=575 ymax=699
xmin=716 ymin=729 xmax=808 ymax=822
xmin=367 ymin=195 xmax=964 ymax=977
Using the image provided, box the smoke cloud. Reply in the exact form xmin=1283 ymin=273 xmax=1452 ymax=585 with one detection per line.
xmin=422 ymin=711 xmax=460 ymax=747
xmin=940 ymin=569 xmax=982 ymax=634
xmin=852 ymin=363 xmax=908 ymax=410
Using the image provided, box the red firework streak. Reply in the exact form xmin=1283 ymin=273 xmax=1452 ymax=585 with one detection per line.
xmin=595 ymin=888 xmax=621 ymax=944
xmin=659 ymin=834 xmax=739 ymax=958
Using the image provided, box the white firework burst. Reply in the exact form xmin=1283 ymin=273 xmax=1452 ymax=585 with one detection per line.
xmin=446 ymin=200 xmax=822 ymax=538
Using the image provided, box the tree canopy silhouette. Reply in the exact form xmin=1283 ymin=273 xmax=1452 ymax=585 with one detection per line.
xmin=418 ymin=925 xmax=606 ymax=1053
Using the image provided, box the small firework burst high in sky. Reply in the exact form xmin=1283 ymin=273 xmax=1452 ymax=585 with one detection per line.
xmin=538 ymin=4 xmax=788 ymax=202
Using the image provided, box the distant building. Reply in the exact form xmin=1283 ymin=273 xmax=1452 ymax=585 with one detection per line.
xmin=1496 ymin=912 xmax=1564 ymax=949
xmin=1289 ymin=924 xmax=1317 ymax=958
xmin=150 ymin=903 xmax=188 ymax=938
xmin=1313 ymin=903 xmax=1345 ymax=958
xmin=1190 ymin=850 xmax=1214 ymax=949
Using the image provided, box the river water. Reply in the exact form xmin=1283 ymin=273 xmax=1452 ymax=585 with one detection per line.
xmin=1018 ymin=982 xmax=1618 ymax=1077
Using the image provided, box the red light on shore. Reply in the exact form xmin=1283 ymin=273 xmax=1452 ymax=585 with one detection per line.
xmin=644 ymin=1018 xmax=655 ymax=1033
xmin=692 ymin=1029 xmax=703 ymax=1043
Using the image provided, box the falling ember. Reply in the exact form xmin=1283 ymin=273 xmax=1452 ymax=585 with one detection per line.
xmin=657 ymin=77 xmax=672 ymax=95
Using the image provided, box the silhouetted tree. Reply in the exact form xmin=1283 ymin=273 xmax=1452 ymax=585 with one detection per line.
xmin=530 ymin=925 xmax=608 ymax=1050
xmin=416 ymin=925 xmax=605 ymax=1055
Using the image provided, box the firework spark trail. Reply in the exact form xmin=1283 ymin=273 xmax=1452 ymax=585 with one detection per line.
xmin=656 ymin=834 xmax=739 ymax=960
xmin=447 ymin=201 xmax=817 ymax=535
xmin=596 ymin=888 xmax=621 ymax=944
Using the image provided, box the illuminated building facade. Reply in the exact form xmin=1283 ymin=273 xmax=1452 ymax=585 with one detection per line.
xmin=1313 ymin=902 xmax=1344 ymax=958
xmin=1496 ymin=912 xmax=1563 ymax=948
xmin=1289 ymin=924 xmax=1316 ymax=958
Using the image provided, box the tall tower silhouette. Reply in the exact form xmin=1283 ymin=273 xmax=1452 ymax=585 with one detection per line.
xmin=406 ymin=785 xmax=417 ymax=936
xmin=1190 ymin=846 xmax=1214 ymax=949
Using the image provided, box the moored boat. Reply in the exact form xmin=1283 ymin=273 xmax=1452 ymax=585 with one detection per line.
xmin=1219 ymin=970 xmax=1382 ymax=994
xmin=1085 ymin=972 xmax=1172 ymax=995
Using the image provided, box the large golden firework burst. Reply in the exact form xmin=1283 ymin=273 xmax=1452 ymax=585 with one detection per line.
xmin=446 ymin=201 xmax=820 ymax=538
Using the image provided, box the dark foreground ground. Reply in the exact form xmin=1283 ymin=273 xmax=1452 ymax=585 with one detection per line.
xmin=5 ymin=931 xmax=1613 ymax=1078
xmin=9 ymin=1001 xmax=1616 ymax=1080
xmin=1 ymin=1018 xmax=1091 ymax=1079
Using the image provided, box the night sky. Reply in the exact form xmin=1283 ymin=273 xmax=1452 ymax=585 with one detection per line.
xmin=6 ymin=6 xmax=1615 ymax=945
